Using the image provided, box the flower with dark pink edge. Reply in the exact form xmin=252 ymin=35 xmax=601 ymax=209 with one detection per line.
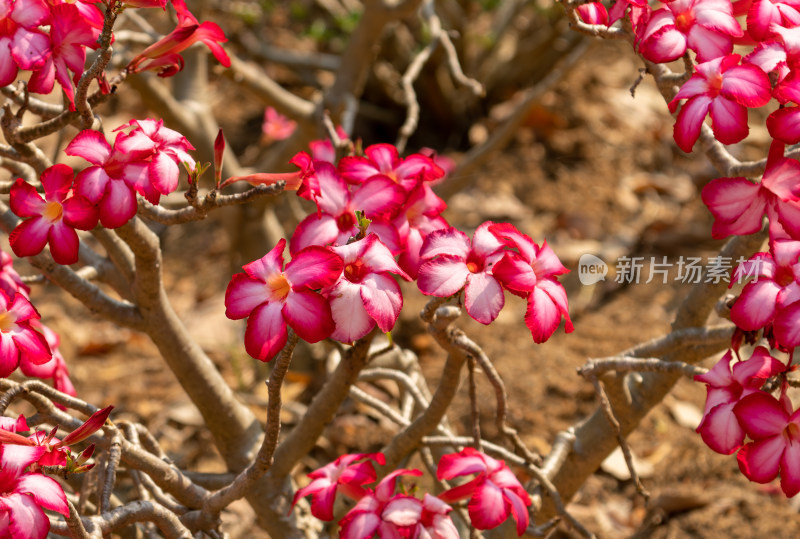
xmin=224 ymin=239 xmax=343 ymax=361
xmin=0 ymin=443 xmax=68 ymax=539
xmin=291 ymin=452 xmax=385 ymax=521
xmin=0 ymin=291 xmax=51 ymax=378
xmin=490 ymin=223 xmax=573 ymax=343
xmin=417 ymin=222 xmax=506 ymax=324
xmin=9 ymin=165 xmax=98 ymax=266
xmin=437 ymin=447 xmax=532 ymax=535
xmin=325 ymin=234 xmax=411 ymax=342
xmin=695 ymin=348 xmax=786 ymax=454
xmin=734 ymin=391 xmax=800 ymax=496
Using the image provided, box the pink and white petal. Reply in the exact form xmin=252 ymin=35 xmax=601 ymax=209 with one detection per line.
xmin=711 ymin=197 xmax=766 ymax=238
xmin=382 ymin=496 xmax=423 ymax=527
xmin=504 ymin=489 xmax=531 ymax=536
xmin=773 ymin=300 xmax=800 ymax=347
xmin=489 ymin=223 xmax=536 ymax=261
xmin=364 ymin=144 xmax=399 ymax=173
xmin=767 ymin=107 xmax=800 ymax=144
xmin=12 ymin=326 xmax=51 ymax=365
xmin=10 ymin=217 xmax=50 ymax=258
xmin=464 ymin=272 xmax=504 ymax=325
xmin=7 ymin=294 xmax=39 ymax=325
xmin=11 ymin=29 xmax=50 ymax=70
xmin=338 ymin=156 xmax=380 ymax=184
xmin=532 ymin=240 xmax=569 ymax=277
xmin=688 ymin=26 xmax=734 ymax=62
xmin=525 ymin=287 xmax=564 ymax=343
xmin=9 ymin=179 xmax=45 ymax=218
xmin=762 ymin=156 xmax=800 ymax=201
xmin=695 ymin=350 xmax=734 ymax=386
xmin=395 ymin=154 xmax=441 ymax=184
xmin=730 ymin=280 xmax=780 ymax=329
xmin=468 ymin=480 xmax=508 ymax=530
xmin=351 ymin=176 xmax=406 ymax=218
xmin=420 ymin=228 xmax=470 ymax=260
xmin=700 ymin=177 xmax=762 ymax=230
xmin=3 ymin=492 xmax=49 ymax=539
xmin=437 ymin=449 xmax=488 ymax=480
xmin=148 ymin=152 xmax=180 ymax=195
xmin=62 ymin=196 xmax=99 ymax=231
xmin=15 ymin=473 xmax=68 ymax=517
xmin=10 ymin=0 xmax=49 ymax=26
xmin=775 ymin=200 xmax=800 ymax=239
xmin=737 ymin=436 xmax=785 ymax=482
xmin=285 ymin=246 xmax=343 ymax=289
xmin=243 ymin=239 xmax=285 ymax=282
xmin=709 ymin=98 xmax=749 ymax=145
xmin=360 ymin=273 xmax=403 ymax=332
xmin=340 ymin=510 xmax=381 ymax=539
xmin=720 ymin=64 xmax=772 ymax=107
xmin=290 ymin=214 xmax=340 ymax=254
xmin=472 ymin=222 xmax=505 ymax=259
xmin=747 ymin=0 xmax=780 ymax=41
xmin=74 ymin=167 xmax=110 ymax=204
xmin=283 ymin=289 xmax=335 ymax=343
xmin=65 ymin=130 xmax=111 ymax=165
xmin=329 ymin=280 xmax=374 ymax=342
xmin=244 ymin=301 xmax=287 ymax=361
xmin=779 ymin=438 xmax=800 ymax=496
xmin=698 ymin=401 xmax=746 ymax=454
xmin=733 ymin=392 xmax=789 ymax=438
xmin=47 ymin=222 xmax=80 ymax=265
xmin=538 ymin=279 xmax=574 ymax=333
xmin=98 ymin=181 xmax=137 ymax=229
xmin=673 ymin=95 xmax=713 ymax=153
xmin=225 ymin=274 xmax=267 ymax=319
xmin=355 ymin=235 xmax=409 ymax=278
xmin=314 ymin=162 xmax=350 ymax=214
xmin=694 ymin=0 xmax=743 ymax=35
xmin=417 ymin=257 xmax=470 ymax=297
xmin=640 ymin=26 xmax=687 ymax=63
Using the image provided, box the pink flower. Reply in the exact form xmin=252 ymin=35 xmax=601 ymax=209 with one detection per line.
xmin=577 ymin=2 xmax=609 ymax=25
xmin=695 ymin=348 xmax=786 ymax=454
xmin=309 ymin=126 xmax=348 ymax=164
xmin=262 ymin=107 xmax=297 ymax=142
xmin=437 ymin=448 xmax=532 ymax=536
xmin=0 ymin=0 xmax=51 ymax=87
xmin=746 ymin=0 xmax=800 ymax=41
xmin=490 ymin=223 xmax=573 ymax=343
xmin=9 ymin=165 xmax=98 ymax=265
xmin=338 ymin=144 xmax=445 ymax=189
xmin=291 ymin=452 xmax=385 ymax=521
xmin=417 ymin=222 xmax=506 ymax=324
xmin=115 ymin=118 xmax=196 ymax=200
xmin=668 ymin=54 xmax=771 ymax=153
xmin=127 ymin=0 xmax=230 ymax=76
xmin=289 ymin=161 xmax=404 ymax=254
xmin=0 ymin=291 xmax=51 ymax=377
xmin=0 ymin=443 xmax=68 ymax=538
xmin=734 ymin=391 xmax=800 ymax=496
xmin=338 ymin=469 xmax=424 ymax=539
xmin=416 ymin=494 xmax=459 ymax=539
xmin=637 ymin=0 xmax=743 ymax=63
xmin=224 ymin=239 xmax=343 ymax=361
xmin=65 ymin=129 xmax=154 ymax=229
xmin=701 ymin=141 xmax=800 ymax=239
xmin=325 ymin=235 xmax=411 ymax=342
xmin=27 ymin=2 xmax=96 ymax=107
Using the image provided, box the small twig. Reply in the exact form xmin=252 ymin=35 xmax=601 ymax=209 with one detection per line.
xmin=65 ymin=500 xmax=91 ymax=539
xmin=99 ymin=431 xmax=123 ymax=514
xmin=466 ymin=356 xmax=482 ymax=451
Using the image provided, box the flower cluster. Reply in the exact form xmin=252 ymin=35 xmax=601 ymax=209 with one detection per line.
xmin=291 ymin=449 xmax=531 ymax=537
xmin=579 ymin=0 xmax=800 ymax=498
xmin=224 ymin=142 xmax=573 ymax=361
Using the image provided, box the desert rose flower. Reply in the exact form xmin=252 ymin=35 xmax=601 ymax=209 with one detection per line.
xmin=225 ymin=239 xmax=343 ymax=361
xmin=338 ymin=143 xmax=445 ymax=189
xmin=437 ymin=448 xmax=532 ymax=535
xmin=0 ymin=291 xmax=51 ymax=377
xmin=9 ymin=165 xmax=98 ymax=265
xmin=417 ymin=222 xmax=506 ymax=324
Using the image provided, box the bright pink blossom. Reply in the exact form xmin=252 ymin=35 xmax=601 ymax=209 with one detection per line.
xmin=262 ymin=107 xmax=297 ymax=142
xmin=490 ymin=223 xmax=573 ymax=343
xmin=325 ymin=235 xmax=411 ymax=342
xmin=746 ymin=0 xmax=800 ymax=41
xmin=695 ymin=348 xmax=786 ymax=454
xmin=638 ymin=0 xmax=743 ymax=63
xmin=338 ymin=143 xmax=445 ymax=189
xmin=338 ymin=469 xmax=424 ymax=539
xmin=668 ymin=54 xmax=771 ymax=153
xmin=734 ymin=391 xmax=800 ymax=496
xmin=0 ymin=291 xmax=51 ymax=377
xmin=701 ymin=141 xmax=800 ymax=239
xmin=417 ymin=222 xmax=506 ymax=324
xmin=9 ymin=165 xmax=98 ymax=265
xmin=290 ymin=161 xmax=404 ymax=254
xmin=292 ymin=452 xmax=385 ymax=521
xmin=0 ymin=443 xmax=68 ymax=538
xmin=437 ymin=448 xmax=532 ymax=536
xmin=0 ymin=0 xmax=51 ymax=87
xmin=65 ymin=129 xmax=154 ymax=229
xmin=27 ymin=2 xmax=96 ymax=107
xmin=224 ymin=239 xmax=343 ymax=361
